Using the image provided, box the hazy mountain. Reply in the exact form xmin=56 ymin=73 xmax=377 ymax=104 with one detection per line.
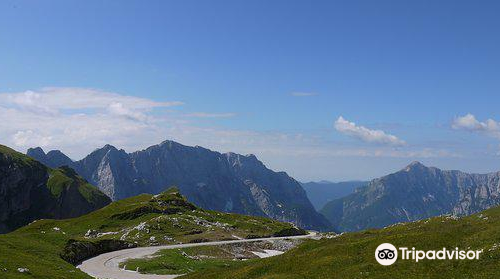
xmin=27 ymin=140 xmax=331 ymax=231
xmin=321 ymin=161 xmax=500 ymax=232
xmin=27 ymin=147 xmax=73 ymax=168
xmin=301 ymin=181 xmax=367 ymax=210
xmin=0 ymin=145 xmax=110 ymax=233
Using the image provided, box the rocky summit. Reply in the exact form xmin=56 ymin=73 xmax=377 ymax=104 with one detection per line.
xmin=27 ymin=140 xmax=331 ymax=231
xmin=321 ymin=161 xmax=500 ymax=232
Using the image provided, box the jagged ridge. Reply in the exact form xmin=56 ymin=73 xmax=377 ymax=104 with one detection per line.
xmin=27 ymin=140 xmax=331 ymax=231
xmin=321 ymin=161 xmax=500 ymax=232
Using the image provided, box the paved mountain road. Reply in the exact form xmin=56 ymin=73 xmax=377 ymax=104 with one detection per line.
xmin=78 ymin=233 xmax=317 ymax=279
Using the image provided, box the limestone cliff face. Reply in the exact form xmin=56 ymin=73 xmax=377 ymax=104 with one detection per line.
xmin=1 ymin=145 xmax=110 ymax=233
xmin=28 ymin=140 xmax=331 ymax=231
xmin=321 ymin=161 xmax=500 ymax=232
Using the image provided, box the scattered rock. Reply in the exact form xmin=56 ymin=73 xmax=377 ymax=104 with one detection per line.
xmin=17 ymin=267 xmax=29 ymax=273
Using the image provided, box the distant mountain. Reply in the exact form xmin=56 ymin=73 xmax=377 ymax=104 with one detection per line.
xmin=27 ymin=140 xmax=331 ymax=231
xmin=0 ymin=144 xmax=110 ymax=233
xmin=301 ymin=181 xmax=367 ymax=210
xmin=27 ymin=147 xmax=73 ymax=168
xmin=321 ymin=161 xmax=500 ymax=232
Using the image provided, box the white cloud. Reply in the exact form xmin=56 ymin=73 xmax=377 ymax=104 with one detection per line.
xmin=12 ymin=130 xmax=53 ymax=147
xmin=0 ymin=87 xmax=182 ymax=113
xmin=107 ymin=102 xmax=148 ymax=122
xmin=290 ymin=92 xmax=317 ymax=97
xmin=0 ymin=87 xmax=184 ymax=157
xmin=452 ymin=113 xmax=500 ymax=139
xmin=334 ymin=116 xmax=406 ymax=146
xmin=186 ymin=112 xmax=235 ymax=118
xmin=0 ymin=87 xmax=460 ymax=178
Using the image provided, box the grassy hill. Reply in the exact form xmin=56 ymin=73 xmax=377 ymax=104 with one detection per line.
xmin=0 ymin=144 xmax=110 ymax=233
xmin=183 ymin=205 xmax=500 ymax=279
xmin=0 ymin=188 xmax=304 ymax=279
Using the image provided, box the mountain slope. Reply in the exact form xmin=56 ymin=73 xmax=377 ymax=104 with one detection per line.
xmin=321 ymin=161 xmax=500 ymax=232
xmin=0 ymin=145 xmax=110 ymax=233
xmin=0 ymin=188 xmax=305 ymax=278
xmin=28 ymin=140 xmax=331 ymax=231
xmin=183 ymin=204 xmax=500 ymax=279
xmin=301 ymin=180 xmax=367 ymax=210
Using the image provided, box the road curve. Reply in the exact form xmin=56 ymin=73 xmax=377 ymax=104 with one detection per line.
xmin=78 ymin=233 xmax=316 ymax=279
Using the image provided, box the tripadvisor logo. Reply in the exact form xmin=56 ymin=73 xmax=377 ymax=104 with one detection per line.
xmin=375 ymin=243 xmax=398 ymax=266
xmin=375 ymin=243 xmax=483 ymax=266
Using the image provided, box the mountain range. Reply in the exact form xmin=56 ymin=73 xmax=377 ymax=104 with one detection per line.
xmin=321 ymin=161 xmax=500 ymax=232
xmin=0 ymin=145 xmax=110 ymax=233
xmin=27 ymin=140 xmax=331 ymax=231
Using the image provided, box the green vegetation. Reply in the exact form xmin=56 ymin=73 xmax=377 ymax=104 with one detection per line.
xmin=47 ymin=166 xmax=109 ymax=205
xmin=47 ymin=169 xmax=73 ymax=197
xmin=183 ymin=207 xmax=500 ymax=279
xmin=1 ymin=145 xmax=111 ymax=233
xmin=122 ymin=246 xmax=241 ymax=275
xmin=0 ymin=144 xmax=37 ymax=166
xmin=0 ymin=188 xmax=302 ymax=278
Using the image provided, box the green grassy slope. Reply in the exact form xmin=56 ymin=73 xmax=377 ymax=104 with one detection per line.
xmin=0 ymin=188 xmax=304 ymax=278
xmin=122 ymin=245 xmax=244 ymax=275
xmin=183 ymin=206 xmax=500 ymax=279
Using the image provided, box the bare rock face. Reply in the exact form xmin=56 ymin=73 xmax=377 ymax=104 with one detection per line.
xmin=1 ymin=145 xmax=111 ymax=233
xmin=321 ymin=161 xmax=500 ymax=232
xmin=28 ymin=140 xmax=331 ymax=231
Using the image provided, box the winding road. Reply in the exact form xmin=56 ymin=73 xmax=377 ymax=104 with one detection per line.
xmin=77 ymin=233 xmax=316 ymax=279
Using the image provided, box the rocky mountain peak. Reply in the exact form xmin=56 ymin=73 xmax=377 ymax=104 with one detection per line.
xmin=102 ymin=144 xmax=119 ymax=152
xmin=27 ymin=146 xmax=46 ymax=157
xmin=158 ymin=139 xmax=187 ymax=150
xmin=404 ymin=161 xmax=428 ymax=172
xmin=86 ymin=144 xmax=123 ymax=160
xmin=25 ymin=140 xmax=331 ymax=231
xmin=27 ymin=147 xmax=73 ymax=168
xmin=321 ymin=162 xmax=500 ymax=232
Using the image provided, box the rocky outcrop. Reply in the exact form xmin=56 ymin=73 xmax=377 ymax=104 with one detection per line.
xmin=60 ymin=239 xmax=136 ymax=265
xmin=321 ymin=161 xmax=500 ymax=232
xmin=0 ymin=145 xmax=111 ymax=233
xmin=28 ymin=140 xmax=331 ymax=231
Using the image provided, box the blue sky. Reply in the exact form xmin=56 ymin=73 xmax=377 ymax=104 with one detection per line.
xmin=1 ymin=0 xmax=499 ymax=181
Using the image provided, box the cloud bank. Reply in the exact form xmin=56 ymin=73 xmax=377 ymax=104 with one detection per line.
xmin=0 ymin=87 xmax=457 ymax=173
xmin=0 ymin=87 xmax=184 ymax=156
xmin=452 ymin=113 xmax=500 ymax=139
xmin=334 ymin=116 xmax=406 ymax=146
